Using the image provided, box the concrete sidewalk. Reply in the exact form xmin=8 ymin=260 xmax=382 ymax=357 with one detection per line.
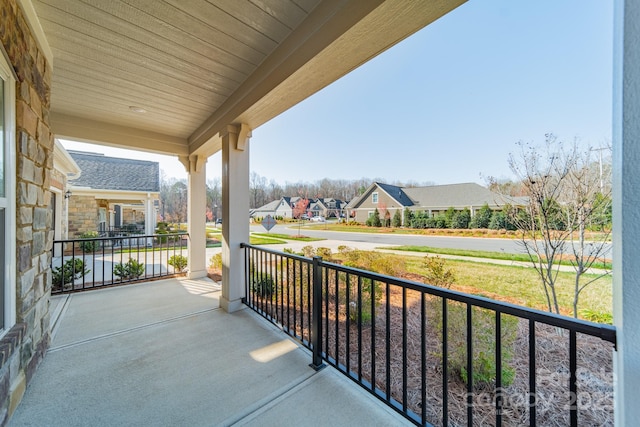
xmin=10 ymin=278 xmax=409 ymax=427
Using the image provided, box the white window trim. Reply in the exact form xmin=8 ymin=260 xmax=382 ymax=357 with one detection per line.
xmin=372 ymin=192 xmax=378 ymax=204
xmin=0 ymin=49 xmax=17 ymax=334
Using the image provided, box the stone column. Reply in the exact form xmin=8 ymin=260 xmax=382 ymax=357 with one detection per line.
xmin=221 ymin=124 xmax=251 ymax=313
xmin=187 ymin=157 xmax=207 ymax=279
xmin=614 ymin=1 xmax=640 ymax=425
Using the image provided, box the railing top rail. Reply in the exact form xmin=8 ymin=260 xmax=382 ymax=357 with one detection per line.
xmin=242 ymin=243 xmax=616 ymax=346
xmin=55 ymin=232 xmax=188 ymax=244
xmin=241 ymin=242 xmax=312 ymax=263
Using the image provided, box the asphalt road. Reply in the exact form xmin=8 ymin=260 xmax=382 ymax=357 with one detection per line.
xmin=253 ymin=223 xmax=524 ymax=254
xmin=252 ymin=223 xmax=613 ymax=258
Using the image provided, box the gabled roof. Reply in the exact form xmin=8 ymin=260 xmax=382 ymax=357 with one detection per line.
xmin=253 ymin=199 xmax=286 ymax=212
xmin=375 ymin=182 xmax=415 ymax=207
xmin=68 ymin=151 xmax=160 ymax=192
xmin=347 ymin=182 xmax=525 ymax=210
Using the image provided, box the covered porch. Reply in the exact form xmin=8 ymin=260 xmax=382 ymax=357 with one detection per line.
xmin=10 ymin=277 xmax=406 ymax=426
xmin=2 ymin=0 xmax=640 ymax=425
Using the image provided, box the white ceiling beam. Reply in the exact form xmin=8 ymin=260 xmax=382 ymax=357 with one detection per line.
xmin=51 ymin=112 xmax=189 ymax=157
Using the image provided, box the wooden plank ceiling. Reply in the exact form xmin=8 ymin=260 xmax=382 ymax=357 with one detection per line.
xmin=30 ymin=0 xmax=465 ymax=157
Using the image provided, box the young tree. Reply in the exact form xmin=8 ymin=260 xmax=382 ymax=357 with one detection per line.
xmin=403 ymin=208 xmax=413 ymax=228
xmin=292 ymin=196 xmax=309 ymax=236
xmin=451 ymin=209 xmax=471 ymax=229
xmin=470 ymin=204 xmax=493 ymax=229
xmin=392 ymin=210 xmax=402 ymax=227
xmin=506 ymin=135 xmax=611 ymax=316
xmin=378 ymin=202 xmax=391 ymax=227
xmin=564 ymin=147 xmax=612 ymax=317
xmin=366 ymin=208 xmax=382 ymax=227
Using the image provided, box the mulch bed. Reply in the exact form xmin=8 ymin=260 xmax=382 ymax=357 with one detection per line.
xmin=227 ymin=259 xmax=614 ymax=426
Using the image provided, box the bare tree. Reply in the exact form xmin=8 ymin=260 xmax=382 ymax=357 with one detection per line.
xmin=563 ymin=148 xmax=612 ymax=317
xmin=507 ymin=134 xmax=611 ymax=317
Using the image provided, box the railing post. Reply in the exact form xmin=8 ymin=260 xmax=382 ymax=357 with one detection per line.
xmin=310 ymin=256 xmax=325 ymax=371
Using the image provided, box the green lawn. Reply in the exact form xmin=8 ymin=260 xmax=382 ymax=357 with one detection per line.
xmin=382 ymin=245 xmax=612 ymax=270
xmin=304 ymin=223 xmax=520 ymax=238
xmin=252 ymin=232 xmax=325 ymax=242
xmin=249 ymin=235 xmax=286 ymax=245
xmin=327 ymin=250 xmax=612 ymax=321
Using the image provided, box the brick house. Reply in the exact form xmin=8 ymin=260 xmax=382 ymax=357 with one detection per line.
xmin=346 ymin=182 xmax=527 ymax=224
xmin=65 ymin=150 xmax=160 ymax=237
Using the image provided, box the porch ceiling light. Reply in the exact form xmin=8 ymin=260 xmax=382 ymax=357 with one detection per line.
xmin=128 ymin=106 xmax=147 ymax=113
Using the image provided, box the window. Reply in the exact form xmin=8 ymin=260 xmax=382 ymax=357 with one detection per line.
xmin=372 ymin=192 xmax=378 ymax=204
xmin=368 ymin=211 xmax=374 ymax=218
xmin=0 ymin=51 xmax=16 ymax=333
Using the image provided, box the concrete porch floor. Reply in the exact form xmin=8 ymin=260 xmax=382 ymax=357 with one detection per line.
xmin=9 ymin=277 xmax=409 ymax=426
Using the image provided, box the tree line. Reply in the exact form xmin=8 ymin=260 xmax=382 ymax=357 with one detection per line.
xmin=159 ymin=172 xmax=435 ymax=222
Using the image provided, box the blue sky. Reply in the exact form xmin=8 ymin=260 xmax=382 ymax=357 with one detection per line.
xmin=62 ymin=0 xmax=613 ymax=186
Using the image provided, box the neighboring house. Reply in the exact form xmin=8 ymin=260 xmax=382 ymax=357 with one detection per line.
xmin=347 ymin=182 xmax=527 ymax=224
xmin=251 ymin=197 xmax=295 ymax=218
xmin=66 ymin=150 xmax=160 ymax=237
xmin=251 ymin=197 xmax=346 ymax=219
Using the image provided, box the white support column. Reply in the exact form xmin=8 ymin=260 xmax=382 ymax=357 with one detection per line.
xmin=187 ymin=155 xmax=208 ymax=279
xmin=613 ymin=1 xmax=640 ymax=425
xmin=144 ymin=193 xmax=155 ymax=236
xmin=221 ymin=124 xmax=251 ymax=312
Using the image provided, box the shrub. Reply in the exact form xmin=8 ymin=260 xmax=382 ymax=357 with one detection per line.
xmin=366 ymin=208 xmax=382 ymax=227
xmin=252 ymin=274 xmax=275 ymax=298
xmin=433 ymin=214 xmax=448 ymax=229
xmin=403 ymin=208 xmax=414 ymax=227
xmin=434 ymin=302 xmax=517 ymax=389
xmin=315 ymin=247 xmax=333 ymax=259
xmin=168 ymin=254 xmax=188 ymax=272
xmin=444 ymin=207 xmax=457 ymax=228
xmin=392 ymin=210 xmax=402 ymax=227
xmin=52 ymin=259 xmax=89 ymax=290
xmin=79 ymin=231 xmax=100 ymax=252
xmin=422 ymin=256 xmax=456 ymax=288
xmin=489 ymin=211 xmax=510 ymax=230
xmin=470 ymin=204 xmax=493 ymax=229
xmin=451 ymin=209 xmax=471 ymax=229
xmin=114 ymin=258 xmax=145 ymax=280
xmin=156 ymin=229 xmax=169 ymax=243
xmin=209 ymin=253 xmax=222 ymax=270
xmin=579 ymin=308 xmax=613 ymax=324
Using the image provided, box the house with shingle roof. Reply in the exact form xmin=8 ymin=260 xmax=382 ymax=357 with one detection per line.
xmin=346 ymin=182 xmax=527 ymax=225
xmin=66 ymin=150 xmax=160 ymax=237
xmin=251 ymin=196 xmax=346 ymax=219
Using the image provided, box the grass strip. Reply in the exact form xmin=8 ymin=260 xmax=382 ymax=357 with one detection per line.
xmin=249 ymin=236 xmax=287 ymax=245
xmin=381 ymin=245 xmax=612 ymax=270
xmin=252 ymin=232 xmax=324 ymax=242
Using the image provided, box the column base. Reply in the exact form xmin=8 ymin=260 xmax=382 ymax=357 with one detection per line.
xmin=187 ymin=269 xmax=208 ymax=280
xmin=220 ymin=297 xmax=245 ymax=313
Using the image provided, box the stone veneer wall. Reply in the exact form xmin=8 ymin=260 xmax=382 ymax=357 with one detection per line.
xmin=0 ymin=0 xmax=53 ymax=424
xmin=67 ymin=195 xmax=98 ymax=237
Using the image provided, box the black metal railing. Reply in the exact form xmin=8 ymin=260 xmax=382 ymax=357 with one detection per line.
xmin=98 ymin=225 xmax=145 ymax=236
xmin=242 ymin=244 xmax=616 ymax=427
xmin=51 ymin=233 xmax=189 ymax=294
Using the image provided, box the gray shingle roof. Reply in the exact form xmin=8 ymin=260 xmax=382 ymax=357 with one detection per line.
xmin=403 ymin=183 xmax=507 ymax=208
xmin=376 ymin=182 xmax=415 ymax=206
xmin=68 ymin=151 xmax=160 ymax=192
